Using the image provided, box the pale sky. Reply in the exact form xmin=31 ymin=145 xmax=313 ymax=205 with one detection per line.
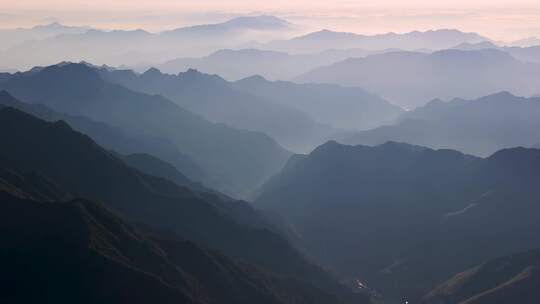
xmin=1 ymin=0 xmax=539 ymax=41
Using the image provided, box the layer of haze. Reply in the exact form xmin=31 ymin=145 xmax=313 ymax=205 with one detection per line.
xmin=1 ymin=0 xmax=540 ymax=41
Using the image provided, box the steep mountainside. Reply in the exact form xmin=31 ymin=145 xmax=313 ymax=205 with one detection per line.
xmin=233 ymin=75 xmax=403 ymax=130
xmin=343 ymin=92 xmax=540 ymax=156
xmin=99 ymin=66 xmax=336 ymax=152
xmin=0 ymin=90 xmax=207 ymax=183
xmin=0 ymin=107 xmax=367 ymax=303
xmin=422 ymin=250 xmax=540 ymax=304
xmin=0 ymin=63 xmax=291 ymax=197
xmin=0 ymin=186 xmax=347 ymax=304
xmin=296 ymin=49 xmax=540 ymax=108
xmin=256 ymin=140 xmax=540 ymax=302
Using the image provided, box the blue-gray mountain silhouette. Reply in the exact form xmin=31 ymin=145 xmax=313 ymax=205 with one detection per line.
xmin=256 ymin=140 xmax=540 ymax=302
xmin=0 ymin=63 xmax=290 ymax=197
xmin=342 ymin=92 xmax=540 ymax=156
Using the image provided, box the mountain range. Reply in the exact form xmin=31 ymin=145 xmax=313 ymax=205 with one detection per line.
xmin=262 ymin=29 xmax=488 ymax=53
xmin=98 ymin=65 xmax=402 ymax=147
xmin=296 ymin=49 xmax=540 ymax=108
xmin=0 ymin=62 xmax=291 ymax=198
xmin=151 ymin=48 xmax=400 ymax=81
xmin=0 ymin=22 xmax=89 ymax=51
xmin=97 ymin=66 xmax=339 ymax=152
xmin=341 ymin=92 xmax=540 ymax=156
xmin=0 ymin=16 xmax=295 ymax=70
xmin=0 ymin=18 xmax=500 ymax=73
xmin=3 ymin=16 xmax=540 ymax=303
xmin=0 ymin=90 xmax=208 ymax=184
xmin=510 ymin=36 xmax=540 ymax=47
xmin=256 ymin=140 xmax=540 ymax=302
xmin=162 ymin=15 xmax=292 ymax=36
xmin=232 ymin=75 xmax=403 ymax=130
xmin=0 ymin=106 xmax=369 ymax=304
xmin=452 ymin=41 xmax=540 ymax=64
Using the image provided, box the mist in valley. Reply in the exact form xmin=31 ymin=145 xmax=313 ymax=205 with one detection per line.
xmin=1 ymin=1 xmax=540 ymax=304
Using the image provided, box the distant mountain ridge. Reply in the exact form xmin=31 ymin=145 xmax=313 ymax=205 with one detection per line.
xmin=510 ymin=36 xmax=540 ymax=47
xmin=0 ymin=90 xmax=208 ymax=183
xmin=153 ymin=48 xmax=399 ymax=80
xmin=296 ymin=49 xmax=540 ymax=108
xmin=256 ymin=140 xmax=540 ymax=302
xmin=342 ymin=92 xmax=540 ymax=156
xmin=0 ymin=62 xmax=291 ymax=197
xmin=264 ymin=29 xmax=488 ymax=53
xmin=0 ymin=22 xmax=90 ymax=51
xmin=233 ymin=75 xmax=403 ymax=130
xmin=451 ymin=41 xmax=540 ymax=64
xmin=0 ymin=16 xmax=295 ymax=70
xmin=98 ymin=66 xmax=337 ymax=152
xmin=162 ymin=15 xmax=292 ymax=36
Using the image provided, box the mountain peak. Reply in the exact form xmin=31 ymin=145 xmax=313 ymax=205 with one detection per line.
xmin=32 ymin=22 xmax=66 ymax=30
xmin=475 ymin=91 xmax=522 ymax=104
xmin=177 ymin=68 xmax=227 ymax=84
xmin=223 ymin=15 xmax=291 ymax=30
xmin=378 ymin=141 xmax=426 ymax=152
xmin=165 ymin=15 xmax=291 ymax=35
xmin=142 ymin=67 xmax=162 ymax=77
xmin=298 ymin=29 xmax=356 ymax=40
xmin=237 ymin=74 xmax=267 ymax=83
xmin=31 ymin=22 xmax=89 ymax=32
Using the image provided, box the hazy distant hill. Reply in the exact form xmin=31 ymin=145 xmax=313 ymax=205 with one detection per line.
xmin=162 ymin=15 xmax=292 ymax=37
xmin=256 ymin=140 xmax=540 ymax=301
xmin=510 ymin=36 xmax=540 ymax=47
xmin=153 ymin=48 xmax=398 ymax=81
xmin=99 ymin=66 xmax=337 ymax=152
xmin=342 ymin=92 xmax=540 ymax=156
xmin=0 ymin=22 xmax=90 ymax=51
xmin=452 ymin=41 xmax=540 ymax=64
xmin=503 ymin=45 xmax=540 ymax=63
xmin=233 ymin=75 xmax=403 ymax=130
xmin=0 ymin=16 xmax=295 ymax=70
xmin=0 ymin=62 xmax=291 ymax=198
xmin=264 ymin=29 xmax=487 ymax=53
xmin=423 ymin=250 xmax=540 ymax=304
xmin=451 ymin=41 xmax=499 ymax=50
xmin=296 ymin=49 xmax=540 ymax=108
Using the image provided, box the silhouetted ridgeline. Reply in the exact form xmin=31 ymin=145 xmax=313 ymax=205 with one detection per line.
xmin=341 ymin=92 xmax=540 ymax=156
xmin=0 ymin=106 xmax=370 ymax=304
xmin=296 ymin=49 xmax=540 ymax=108
xmin=97 ymin=66 xmax=337 ymax=152
xmin=0 ymin=63 xmax=291 ymax=198
xmin=256 ymin=140 xmax=540 ymax=302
